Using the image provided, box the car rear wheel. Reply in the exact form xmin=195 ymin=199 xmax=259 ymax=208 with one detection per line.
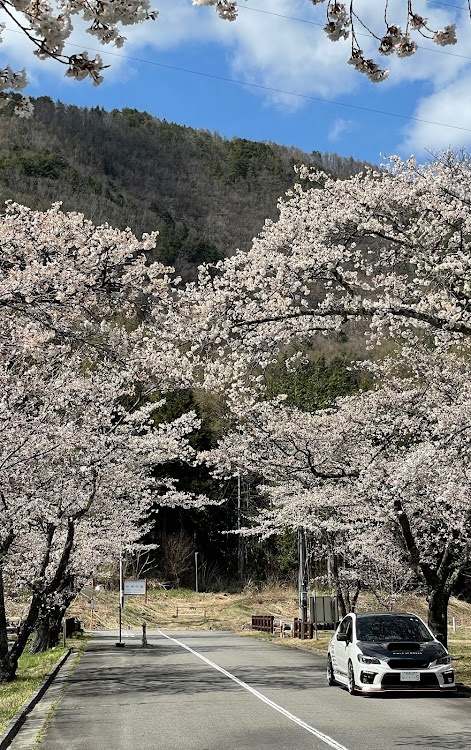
xmin=347 ymin=661 xmax=357 ymax=696
xmin=327 ymin=655 xmax=335 ymax=686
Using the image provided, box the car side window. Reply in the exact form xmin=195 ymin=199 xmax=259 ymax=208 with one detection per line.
xmin=345 ymin=618 xmax=353 ymax=641
xmin=338 ymin=616 xmax=352 ymax=639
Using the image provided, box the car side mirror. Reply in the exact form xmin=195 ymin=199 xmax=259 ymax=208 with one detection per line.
xmin=336 ymin=632 xmax=349 ymax=642
xmin=435 ymin=632 xmax=445 ymax=644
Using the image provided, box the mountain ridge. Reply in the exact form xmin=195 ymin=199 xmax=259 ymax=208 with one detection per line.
xmin=0 ymin=98 xmax=375 ymax=278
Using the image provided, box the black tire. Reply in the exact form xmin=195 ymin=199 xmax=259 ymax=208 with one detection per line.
xmin=327 ymin=655 xmax=335 ymax=686
xmin=347 ymin=661 xmax=357 ymax=696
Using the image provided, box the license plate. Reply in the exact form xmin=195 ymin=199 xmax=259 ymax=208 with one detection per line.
xmin=400 ymin=671 xmax=420 ymax=682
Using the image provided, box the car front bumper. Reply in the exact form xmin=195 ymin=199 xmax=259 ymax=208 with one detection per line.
xmin=357 ymin=665 xmax=455 ymax=692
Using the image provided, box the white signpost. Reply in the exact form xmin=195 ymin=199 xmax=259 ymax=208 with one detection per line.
xmin=117 ymin=576 xmax=149 ymax=648
xmin=124 ymin=580 xmax=147 ymax=596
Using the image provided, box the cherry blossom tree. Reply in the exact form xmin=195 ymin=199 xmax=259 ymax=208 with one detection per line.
xmin=171 ymin=152 xmax=471 ymax=640
xmin=202 ymin=396 xmax=413 ymax=618
xmin=174 ymin=151 xmax=471 ymax=396
xmin=1 ymin=364 xmax=204 ymax=668
xmin=203 ymin=345 xmax=471 ymax=644
xmin=0 ymin=202 xmax=207 ymax=681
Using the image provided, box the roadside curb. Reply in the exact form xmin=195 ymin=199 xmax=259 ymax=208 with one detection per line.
xmin=0 ymin=648 xmax=71 ymax=750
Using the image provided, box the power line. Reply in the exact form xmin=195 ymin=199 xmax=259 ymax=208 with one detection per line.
xmin=240 ymin=4 xmax=471 ymax=63
xmin=428 ymin=0 xmax=468 ymax=10
xmin=3 ymin=25 xmax=471 ymax=134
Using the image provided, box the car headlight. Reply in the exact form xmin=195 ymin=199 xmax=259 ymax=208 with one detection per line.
xmin=357 ymin=654 xmax=381 ymax=665
xmin=435 ymin=655 xmax=452 ymax=665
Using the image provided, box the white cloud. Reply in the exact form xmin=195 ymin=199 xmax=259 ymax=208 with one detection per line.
xmin=0 ymin=0 xmax=361 ymax=106
xmin=328 ymin=118 xmax=354 ymax=142
xmin=399 ymin=73 xmax=471 ymax=154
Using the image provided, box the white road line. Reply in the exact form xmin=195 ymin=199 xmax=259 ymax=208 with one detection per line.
xmin=158 ymin=630 xmax=350 ymax=750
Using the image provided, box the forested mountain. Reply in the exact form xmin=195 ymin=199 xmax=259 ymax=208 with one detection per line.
xmin=0 ymin=98 xmax=374 ymax=278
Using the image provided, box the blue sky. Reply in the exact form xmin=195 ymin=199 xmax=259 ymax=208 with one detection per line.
xmin=1 ymin=0 xmax=471 ymax=164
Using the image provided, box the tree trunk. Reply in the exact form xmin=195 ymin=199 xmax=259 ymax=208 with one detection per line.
xmin=0 ymin=561 xmax=15 ymax=683
xmin=30 ymin=616 xmax=52 ymax=654
xmin=30 ymin=604 xmax=64 ymax=654
xmin=427 ymin=588 xmax=449 ymax=647
xmin=329 ymin=553 xmax=347 ymax=618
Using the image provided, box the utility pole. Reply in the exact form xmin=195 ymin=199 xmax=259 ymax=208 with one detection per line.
xmin=90 ymin=578 xmax=94 ymax=631
xmin=298 ymin=527 xmax=308 ymax=636
xmin=237 ymin=471 xmax=244 ymax=582
xmin=195 ymin=551 xmax=199 ymax=593
xmin=116 ymin=551 xmax=125 ymax=647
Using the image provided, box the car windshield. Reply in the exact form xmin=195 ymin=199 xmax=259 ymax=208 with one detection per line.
xmin=356 ymin=615 xmax=433 ymax=643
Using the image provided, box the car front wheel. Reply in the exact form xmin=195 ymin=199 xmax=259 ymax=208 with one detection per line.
xmin=327 ymin=655 xmax=335 ymax=686
xmin=347 ymin=661 xmax=357 ymax=696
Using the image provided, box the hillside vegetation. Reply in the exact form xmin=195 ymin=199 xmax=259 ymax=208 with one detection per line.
xmin=0 ymin=99 xmax=374 ymax=279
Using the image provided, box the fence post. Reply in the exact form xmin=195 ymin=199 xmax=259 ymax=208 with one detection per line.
xmin=142 ymin=622 xmax=147 ymax=648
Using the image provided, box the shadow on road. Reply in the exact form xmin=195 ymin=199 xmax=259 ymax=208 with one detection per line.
xmin=67 ymin=636 xmax=327 ymax=699
xmin=395 ymin=731 xmax=471 ymax=748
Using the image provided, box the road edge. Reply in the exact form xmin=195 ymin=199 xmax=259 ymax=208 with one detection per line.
xmin=0 ymin=648 xmax=71 ymax=750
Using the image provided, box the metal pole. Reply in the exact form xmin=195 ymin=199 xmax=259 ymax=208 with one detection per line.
xmin=90 ymin=577 xmax=94 ymax=631
xmin=116 ymin=552 xmax=125 ymax=647
xmin=298 ymin=527 xmax=307 ymax=636
xmin=195 ymin=551 xmax=199 ymax=594
xmin=237 ymin=471 xmax=244 ymax=582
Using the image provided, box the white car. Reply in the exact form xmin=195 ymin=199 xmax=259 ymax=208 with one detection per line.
xmin=327 ymin=612 xmax=455 ymax=694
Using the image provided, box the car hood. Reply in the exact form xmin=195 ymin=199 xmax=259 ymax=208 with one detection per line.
xmin=358 ymin=641 xmax=447 ymax=661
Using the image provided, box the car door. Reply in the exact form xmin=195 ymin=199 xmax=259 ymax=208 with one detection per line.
xmin=333 ymin=616 xmax=353 ymax=679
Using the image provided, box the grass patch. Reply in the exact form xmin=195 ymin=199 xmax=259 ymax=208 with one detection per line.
xmin=0 ymin=647 xmax=67 ymax=733
xmin=0 ymin=634 xmax=90 ymax=735
xmin=64 ymin=587 xmax=299 ymax=632
xmin=35 ymin=699 xmax=57 ymax=745
xmin=449 ymin=641 xmax=471 ymax=688
xmin=158 ymin=588 xmax=194 ymax=600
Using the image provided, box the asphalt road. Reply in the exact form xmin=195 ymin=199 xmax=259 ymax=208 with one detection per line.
xmin=40 ymin=630 xmax=471 ymax=750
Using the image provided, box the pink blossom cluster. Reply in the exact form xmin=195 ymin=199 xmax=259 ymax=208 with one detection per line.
xmin=310 ymin=1 xmax=457 ymax=82
xmin=0 ymin=0 xmax=158 ymax=114
xmin=173 ymin=152 xmax=471 ymax=400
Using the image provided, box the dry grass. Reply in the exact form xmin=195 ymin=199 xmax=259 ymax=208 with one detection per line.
xmin=61 ymin=587 xmax=471 ymax=634
xmin=64 ymin=584 xmax=300 ymax=632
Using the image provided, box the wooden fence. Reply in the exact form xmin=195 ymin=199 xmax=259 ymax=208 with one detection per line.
xmin=251 ymin=615 xmax=275 ymax=633
xmin=293 ymin=618 xmax=315 ymax=639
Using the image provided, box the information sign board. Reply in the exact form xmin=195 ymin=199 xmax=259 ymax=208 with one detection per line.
xmin=124 ymin=580 xmax=146 ymax=595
